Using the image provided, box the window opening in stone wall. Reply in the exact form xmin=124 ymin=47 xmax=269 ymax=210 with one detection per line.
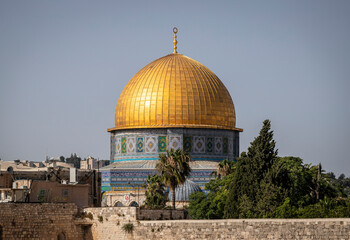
xmin=0 ymin=225 xmax=3 ymax=240
xmin=62 ymin=189 xmax=68 ymax=198
xmin=57 ymin=232 xmax=66 ymax=240
xmin=38 ymin=189 xmax=46 ymax=202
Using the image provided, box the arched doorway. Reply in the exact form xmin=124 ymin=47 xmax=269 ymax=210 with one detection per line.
xmin=129 ymin=201 xmax=139 ymax=207
xmin=57 ymin=232 xmax=66 ymax=240
xmin=114 ymin=201 xmax=124 ymax=207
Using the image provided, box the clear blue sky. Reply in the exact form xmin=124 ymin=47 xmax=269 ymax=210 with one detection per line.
xmin=0 ymin=1 xmax=349 ymax=176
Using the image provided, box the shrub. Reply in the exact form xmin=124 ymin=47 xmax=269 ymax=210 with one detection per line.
xmin=122 ymin=223 xmax=134 ymax=234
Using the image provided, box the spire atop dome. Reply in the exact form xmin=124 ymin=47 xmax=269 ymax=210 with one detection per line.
xmin=173 ymin=27 xmax=178 ymax=53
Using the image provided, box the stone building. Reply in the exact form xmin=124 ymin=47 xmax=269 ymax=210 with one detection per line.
xmin=0 ymin=160 xmax=101 ymax=206
xmin=101 ymin=28 xmax=242 ymax=207
xmin=80 ymin=156 xmax=110 ymax=170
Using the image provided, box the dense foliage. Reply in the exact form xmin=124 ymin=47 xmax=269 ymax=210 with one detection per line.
xmin=143 ymin=174 xmax=167 ymax=209
xmin=189 ymin=120 xmax=350 ymax=219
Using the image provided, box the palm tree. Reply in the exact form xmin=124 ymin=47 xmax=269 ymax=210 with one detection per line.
xmin=156 ymin=149 xmax=191 ymax=209
xmin=212 ymin=159 xmax=236 ymax=179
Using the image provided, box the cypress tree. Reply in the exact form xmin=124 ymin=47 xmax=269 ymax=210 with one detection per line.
xmin=224 ymin=119 xmax=278 ymax=218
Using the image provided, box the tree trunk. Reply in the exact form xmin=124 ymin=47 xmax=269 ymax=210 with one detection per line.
xmin=172 ymin=183 xmax=176 ymax=210
xmin=316 ymin=163 xmax=321 ymax=202
xmin=172 ymin=188 xmax=175 ymax=209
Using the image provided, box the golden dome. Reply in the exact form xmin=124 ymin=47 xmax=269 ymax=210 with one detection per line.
xmin=108 ymin=53 xmax=242 ymax=132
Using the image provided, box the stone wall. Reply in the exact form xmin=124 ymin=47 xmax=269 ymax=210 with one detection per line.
xmin=132 ymin=219 xmax=350 ymax=240
xmin=82 ymin=207 xmax=350 ymax=240
xmin=138 ymin=209 xmax=186 ymax=220
xmin=82 ymin=207 xmax=137 ymax=240
xmin=0 ymin=203 xmax=88 ymax=240
xmin=1 ymin=204 xmax=350 ymax=240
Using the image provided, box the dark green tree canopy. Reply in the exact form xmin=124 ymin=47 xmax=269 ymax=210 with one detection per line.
xmin=143 ymin=174 xmax=167 ymax=209
xmin=189 ymin=119 xmax=349 ymax=219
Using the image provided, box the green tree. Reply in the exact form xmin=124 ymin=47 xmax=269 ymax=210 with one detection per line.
xmin=189 ymin=119 xmax=349 ymax=219
xmin=143 ymin=174 xmax=166 ymax=209
xmin=211 ymin=159 xmax=236 ymax=179
xmin=189 ymin=173 xmax=234 ymax=219
xmin=225 ymin=119 xmax=278 ymax=218
xmin=156 ymin=149 xmax=191 ymax=209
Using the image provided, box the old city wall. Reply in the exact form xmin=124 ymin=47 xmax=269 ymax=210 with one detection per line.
xmin=0 ymin=203 xmax=87 ymax=240
xmin=82 ymin=207 xmax=350 ymax=240
xmin=1 ymin=204 xmax=350 ymax=240
xmin=132 ymin=219 xmax=350 ymax=240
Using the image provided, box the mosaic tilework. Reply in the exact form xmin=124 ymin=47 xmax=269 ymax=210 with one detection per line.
xmin=223 ymin=137 xmax=228 ymax=154
xmin=116 ymin=137 xmax=121 ymax=155
xmin=127 ymin=137 xmax=136 ymax=154
xmin=158 ymin=136 xmax=167 ymax=152
xmin=136 ymin=137 xmax=144 ymax=153
xmin=169 ymin=135 xmax=181 ymax=150
xmin=215 ymin=137 xmax=223 ymax=154
xmin=206 ymin=137 xmax=213 ymax=153
xmin=110 ymin=135 xmax=115 ymax=158
xmin=145 ymin=136 xmax=157 ymax=153
xmin=101 ymin=169 xmax=215 ymax=194
xmin=228 ymin=137 xmax=233 ymax=154
xmin=122 ymin=138 xmax=127 ymax=154
xmin=193 ymin=136 xmax=205 ymax=153
xmin=183 ymin=136 xmax=192 ymax=153
xmin=111 ymin=128 xmax=240 ymax=162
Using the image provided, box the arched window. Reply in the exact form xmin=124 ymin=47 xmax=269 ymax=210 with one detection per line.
xmin=57 ymin=232 xmax=65 ymax=240
xmin=129 ymin=201 xmax=139 ymax=207
xmin=114 ymin=201 xmax=124 ymax=207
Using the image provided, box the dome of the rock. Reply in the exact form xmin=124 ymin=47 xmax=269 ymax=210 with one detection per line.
xmin=101 ymin=28 xmax=242 ymax=207
xmin=108 ymin=53 xmax=241 ymax=132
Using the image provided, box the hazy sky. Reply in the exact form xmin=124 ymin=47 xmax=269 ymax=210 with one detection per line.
xmin=0 ymin=1 xmax=349 ymax=176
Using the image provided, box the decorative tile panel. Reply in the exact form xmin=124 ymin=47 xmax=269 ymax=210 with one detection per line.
xmin=228 ymin=137 xmax=233 ymax=154
xmin=127 ymin=137 xmax=136 ymax=154
xmin=169 ymin=135 xmax=181 ymax=150
xmin=137 ymin=137 xmax=144 ymax=153
xmin=215 ymin=137 xmax=223 ymax=154
xmin=158 ymin=136 xmax=167 ymax=152
xmin=116 ymin=137 xmax=121 ymax=155
xmin=223 ymin=137 xmax=228 ymax=154
xmin=193 ymin=136 xmax=205 ymax=153
xmin=110 ymin=135 xmax=115 ymax=157
xmin=121 ymin=137 xmax=127 ymax=154
xmin=206 ymin=137 xmax=213 ymax=153
xmin=145 ymin=136 xmax=157 ymax=153
xmin=183 ymin=136 xmax=192 ymax=153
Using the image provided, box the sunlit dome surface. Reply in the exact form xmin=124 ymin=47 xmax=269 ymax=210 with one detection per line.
xmin=109 ymin=53 xmax=240 ymax=132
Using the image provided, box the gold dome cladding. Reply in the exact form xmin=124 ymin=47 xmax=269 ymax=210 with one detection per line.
xmin=108 ymin=53 xmax=242 ymax=132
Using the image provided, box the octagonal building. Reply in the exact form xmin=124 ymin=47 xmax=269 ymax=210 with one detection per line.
xmin=101 ymin=29 xmax=242 ymax=207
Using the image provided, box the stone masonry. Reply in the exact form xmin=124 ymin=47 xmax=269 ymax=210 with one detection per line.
xmin=1 ymin=204 xmax=350 ymax=240
xmin=0 ymin=203 xmax=88 ymax=240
